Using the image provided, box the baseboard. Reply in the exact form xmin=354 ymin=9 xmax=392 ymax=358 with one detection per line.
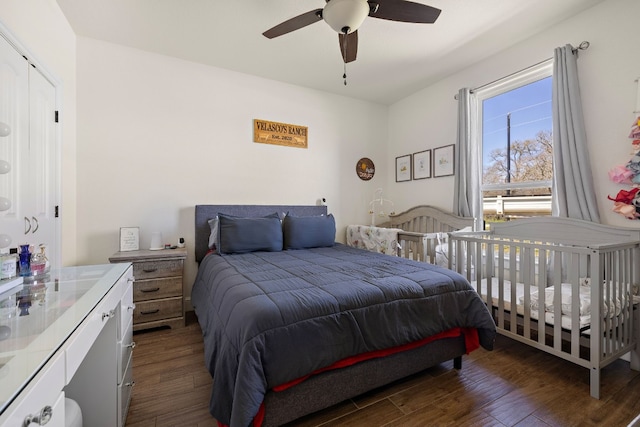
xmin=184 ymin=297 xmax=193 ymax=312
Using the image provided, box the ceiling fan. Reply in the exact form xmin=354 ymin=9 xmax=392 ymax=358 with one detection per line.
xmin=263 ymin=0 xmax=441 ymax=69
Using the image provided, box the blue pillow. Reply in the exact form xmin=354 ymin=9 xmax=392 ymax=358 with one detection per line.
xmin=218 ymin=213 xmax=283 ymax=254
xmin=283 ymin=214 xmax=336 ymax=249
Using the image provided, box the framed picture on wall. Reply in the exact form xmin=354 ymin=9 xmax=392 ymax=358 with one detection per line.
xmin=412 ymin=149 xmax=431 ymax=180
xmin=433 ymin=144 xmax=455 ymax=177
xmin=395 ymin=155 xmax=412 ymax=182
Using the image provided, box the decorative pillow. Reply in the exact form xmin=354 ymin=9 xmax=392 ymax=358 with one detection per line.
xmin=218 ymin=213 xmax=283 ymax=254
xmin=283 ymin=213 xmax=336 ymax=249
xmin=207 ymin=217 xmax=219 ymax=249
xmin=209 ymin=212 xmax=282 ymax=251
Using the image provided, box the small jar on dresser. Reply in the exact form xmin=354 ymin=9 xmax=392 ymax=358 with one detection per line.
xmin=109 ymin=248 xmax=187 ymax=331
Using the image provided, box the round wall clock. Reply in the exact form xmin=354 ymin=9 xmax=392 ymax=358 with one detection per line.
xmin=356 ymin=158 xmax=375 ymax=181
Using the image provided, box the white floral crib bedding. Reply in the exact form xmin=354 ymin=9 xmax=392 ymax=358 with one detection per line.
xmin=472 ymin=277 xmax=623 ymax=330
xmin=346 ymin=225 xmax=403 ymax=256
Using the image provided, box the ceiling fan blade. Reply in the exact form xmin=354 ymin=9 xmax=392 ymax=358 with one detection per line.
xmin=263 ymin=9 xmax=323 ymax=39
xmin=338 ymin=31 xmax=358 ymax=63
xmin=369 ymin=0 xmax=441 ymax=24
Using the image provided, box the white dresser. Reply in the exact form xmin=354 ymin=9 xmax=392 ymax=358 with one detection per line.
xmin=0 ymin=263 xmax=134 ymax=427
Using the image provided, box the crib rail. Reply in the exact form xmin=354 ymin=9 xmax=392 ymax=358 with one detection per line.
xmin=448 ymin=230 xmax=639 ymax=399
xmin=396 ymin=231 xmax=445 ymax=263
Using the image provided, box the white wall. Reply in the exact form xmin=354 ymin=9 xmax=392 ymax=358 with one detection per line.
xmin=75 ymin=38 xmax=388 ymax=294
xmin=0 ymin=0 xmax=77 ymax=265
xmin=387 ymin=0 xmax=640 ymax=229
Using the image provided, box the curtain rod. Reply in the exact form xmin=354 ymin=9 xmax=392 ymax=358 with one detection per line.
xmin=453 ymin=41 xmax=590 ymax=100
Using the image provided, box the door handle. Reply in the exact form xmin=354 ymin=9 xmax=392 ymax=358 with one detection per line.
xmin=31 ymin=216 xmax=39 ymax=233
xmin=24 ymin=217 xmax=31 ymax=234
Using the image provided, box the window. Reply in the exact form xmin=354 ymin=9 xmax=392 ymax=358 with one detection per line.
xmin=475 ymin=60 xmax=553 ymax=227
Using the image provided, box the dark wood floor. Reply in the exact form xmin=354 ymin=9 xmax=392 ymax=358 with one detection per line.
xmin=125 ymin=313 xmax=640 ymax=427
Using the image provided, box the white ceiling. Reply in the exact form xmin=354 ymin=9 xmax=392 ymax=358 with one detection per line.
xmin=56 ymin=0 xmax=603 ymax=105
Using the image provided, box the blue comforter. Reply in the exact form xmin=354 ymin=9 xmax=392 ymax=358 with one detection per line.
xmin=191 ymin=244 xmax=496 ymax=427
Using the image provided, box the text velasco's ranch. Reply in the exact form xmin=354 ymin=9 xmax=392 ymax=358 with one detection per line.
xmin=253 ymin=119 xmax=308 ymax=148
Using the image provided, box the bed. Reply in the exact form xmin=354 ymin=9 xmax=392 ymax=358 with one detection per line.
xmin=379 ymin=205 xmax=474 ymax=264
xmin=448 ymin=217 xmax=640 ymax=398
xmin=191 ymin=204 xmax=496 ymax=427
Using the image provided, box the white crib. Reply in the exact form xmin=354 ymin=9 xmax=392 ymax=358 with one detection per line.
xmin=448 ymin=217 xmax=640 ymax=399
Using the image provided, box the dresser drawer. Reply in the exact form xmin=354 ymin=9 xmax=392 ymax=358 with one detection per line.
xmin=0 ymin=353 xmax=66 ymax=427
xmin=118 ymin=321 xmax=134 ymax=384
xmin=120 ymin=277 xmax=134 ymax=338
xmin=65 ymin=277 xmax=123 ymax=382
xmin=133 ymin=259 xmax=183 ymax=280
xmin=118 ymin=356 xmax=134 ymax=427
xmin=133 ymin=276 xmax=182 ymax=302
xmin=133 ymin=297 xmax=182 ymax=324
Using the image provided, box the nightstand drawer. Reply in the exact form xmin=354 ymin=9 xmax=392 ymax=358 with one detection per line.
xmin=133 ymin=297 xmax=182 ymax=324
xmin=133 ymin=259 xmax=183 ymax=280
xmin=110 ymin=248 xmax=186 ymax=331
xmin=133 ymin=276 xmax=182 ymax=301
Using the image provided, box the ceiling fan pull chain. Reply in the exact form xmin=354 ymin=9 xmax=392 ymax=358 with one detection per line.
xmin=342 ymin=31 xmax=348 ymax=86
xmin=343 ymin=63 xmax=347 ymax=86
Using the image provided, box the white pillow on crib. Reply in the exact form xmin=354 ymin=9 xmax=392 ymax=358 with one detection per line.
xmin=528 ymin=284 xmax=591 ymax=316
xmin=584 ymin=278 xmax=623 ymax=316
xmin=527 ymin=280 xmax=621 ymax=317
xmin=434 ymin=243 xmax=448 ymax=268
xmin=435 ymin=227 xmax=473 ymax=269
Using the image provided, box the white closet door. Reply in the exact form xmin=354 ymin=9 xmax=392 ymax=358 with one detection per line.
xmin=0 ymin=34 xmax=59 ymax=269
xmin=0 ymin=35 xmax=29 ymax=251
xmin=27 ymin=66 xmax=58 ymax=268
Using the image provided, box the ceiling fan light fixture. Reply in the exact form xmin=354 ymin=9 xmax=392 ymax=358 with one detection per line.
xmin=323 ymin=0 xmax=370 ymax=34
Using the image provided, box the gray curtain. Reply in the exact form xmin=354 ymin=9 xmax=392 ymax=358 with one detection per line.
xmin=453 ymin=88 xmax=482 ymax=229
xmin=551 ymin=44 xmax=600 ymax=222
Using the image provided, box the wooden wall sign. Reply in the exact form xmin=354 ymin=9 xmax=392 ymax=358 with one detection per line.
xmin=253 ymin=119 xmax=308 ymax=148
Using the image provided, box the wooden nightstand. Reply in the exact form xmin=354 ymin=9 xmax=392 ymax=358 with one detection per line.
xmin=109 ymin=248 xmax=187 ymax=331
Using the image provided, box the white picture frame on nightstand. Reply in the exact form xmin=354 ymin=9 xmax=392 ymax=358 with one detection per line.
xmin=119 ymin=227 xmax=140 ymax=251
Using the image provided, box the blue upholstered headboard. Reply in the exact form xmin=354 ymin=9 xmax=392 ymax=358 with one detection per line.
xmin=194 ymin=205 xmax=327 ymax=263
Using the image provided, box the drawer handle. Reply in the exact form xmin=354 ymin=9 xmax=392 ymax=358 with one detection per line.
xmin=125 ymin=341 xmax=136 ymax=349
xmin=142 ymin=268 xmax=158 ymax=273
xmin=125 ymin=381 xmax=136 ymax=388
xmin=23 ymin=405 xmax=53 ymax=426
xmin=102 ymin=309 xmax=115 ymax=321
xmin=140 ymin=287 xmax=160 ymax=293
xmin=140 ymin=309 xmax=159 ymax=315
